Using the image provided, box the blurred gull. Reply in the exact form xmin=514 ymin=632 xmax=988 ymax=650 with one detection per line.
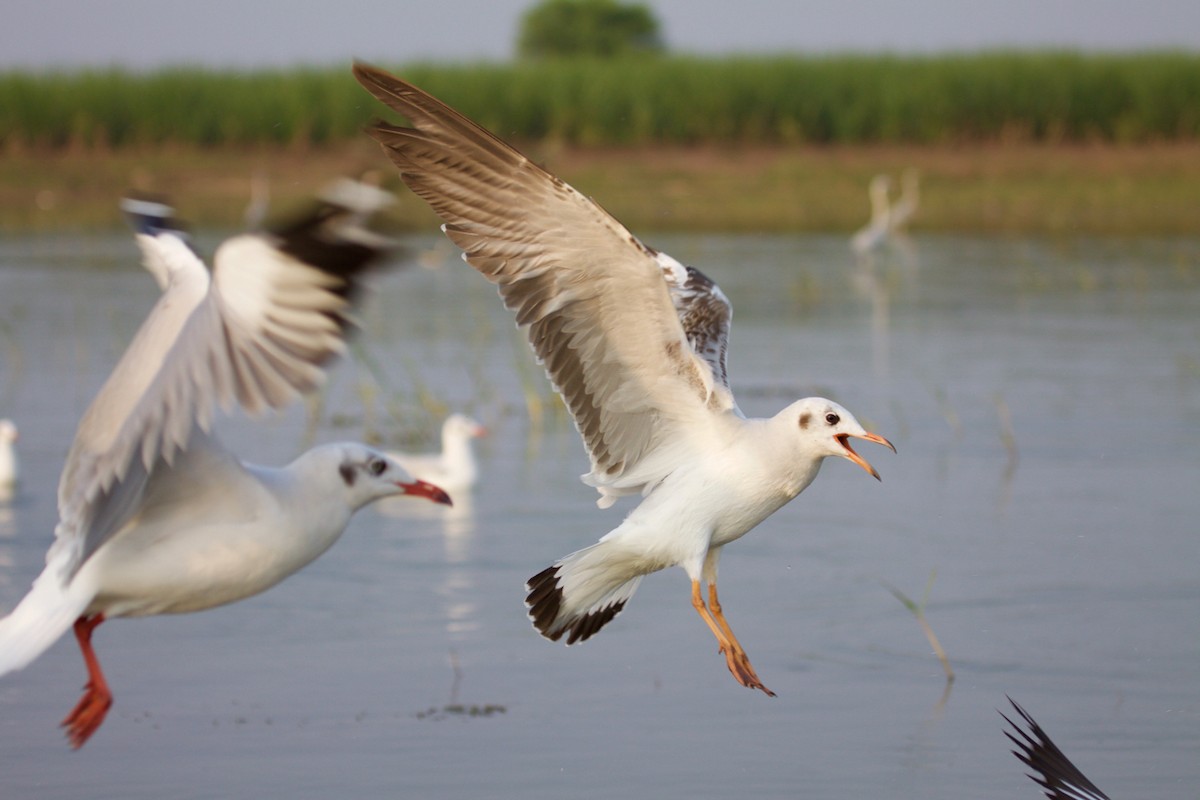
xmin=888 ymin=168 xmax=920 ymax=235
xmin=389 ymin=413 xmax=487 ymax=499
xmin=0 ymin=179 xmax=451 ymax=749
xmin=355 ymin=64 xmax=893 ymax=696
xmin=0 ymin=419 xmax=17 ymax=493
xmin=850 ymin=173 xmax=892 ymax=256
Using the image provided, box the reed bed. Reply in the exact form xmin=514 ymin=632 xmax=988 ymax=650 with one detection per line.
xmin=3 ymin=52 xmax=1199 ymax=150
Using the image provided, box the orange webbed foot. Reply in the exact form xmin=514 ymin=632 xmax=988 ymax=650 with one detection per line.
xmin=720 ymin=646 xmax=776 ymax=697
xmin=61 ymin=681 xmax=113 ymax=749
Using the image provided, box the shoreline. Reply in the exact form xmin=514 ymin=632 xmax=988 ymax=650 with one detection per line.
xmin=3 ymin=140 xmax=1199 ymax=236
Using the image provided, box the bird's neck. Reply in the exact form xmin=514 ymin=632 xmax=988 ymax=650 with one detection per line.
xmin=246 ymin=459 xmax=355 ymax=554
xmin=0 ymin=444 xmax=15 ymax=484
xmin=740 ymin=415 xmax=826 ymax=499
xmin=443 ymin=432 xmax=476 ymax=478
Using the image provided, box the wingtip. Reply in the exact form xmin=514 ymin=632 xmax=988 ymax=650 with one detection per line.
xmin=1000 ymin=698 xmax=1112 ymax=800
xmin=351 ymin=60 xmax=379 ymax=80
xmin=317 ymin=175 xmax=394 ymax=216
xmin=267 ymin=176 xmax=399 ymax=275
xmin=119 ymin=194 xmax=187 ymax=238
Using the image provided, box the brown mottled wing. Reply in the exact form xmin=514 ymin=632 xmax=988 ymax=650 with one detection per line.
xmin=354 ymin=64 xmax=726 ymax=492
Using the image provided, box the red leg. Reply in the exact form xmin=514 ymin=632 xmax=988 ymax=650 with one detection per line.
xmin=61 ymin=614 xmax=112 ymax=749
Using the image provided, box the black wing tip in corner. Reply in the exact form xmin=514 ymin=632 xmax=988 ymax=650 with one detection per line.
xmin=270 ymin=176 xmax=398 ymax=278
xmin=1001 ymin=697 xmax=1111 ymax=800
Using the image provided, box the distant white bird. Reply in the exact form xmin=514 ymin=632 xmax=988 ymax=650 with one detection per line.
xmin=355 ymin=64 xmax=893 ymax=696
xmin=1003 ymin=698 xmax=1111 ymax=800
xmin=389 ymin=414 xmax=487 ymax=497
xmin=0 ymin=419 xmax=18 ymax=492
xmin=888 ymin=168 xmax=920 ymax=235
xmin=243 ymin=170 xmax=271 ymax=230
xmin=0 ymin=180 xmax=451 ymax=749
xmin=851 ymin=174 xmax=892 ymax=255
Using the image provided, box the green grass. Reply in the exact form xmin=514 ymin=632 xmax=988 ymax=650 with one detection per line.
xmin=3 ymin=52 xmax=1199 ymax=150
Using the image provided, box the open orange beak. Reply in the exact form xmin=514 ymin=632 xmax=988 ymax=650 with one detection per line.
xmin=399 ymin=479 xmax=453 ymax=506
xmin=835 ymin=432 xmax=896 ymax=481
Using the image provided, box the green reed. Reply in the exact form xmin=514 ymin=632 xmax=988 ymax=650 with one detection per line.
xmin=2 ymin=52 xmax=1198 ymax=150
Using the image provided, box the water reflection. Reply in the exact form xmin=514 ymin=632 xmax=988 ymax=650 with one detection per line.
xmin=376 ymin=489 xmax=480 ymax=636
xmin=849 ymin=237 xmax=921 ymax=395
xmin=0 ymin=487 xmax=19 ymax=603
xmin=850 ymin=255 xmax=893 ymax=388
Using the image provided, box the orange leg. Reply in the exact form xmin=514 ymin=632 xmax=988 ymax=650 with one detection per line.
xmin=61 ymin=613 xmax=112 ymax=749
xmin=690 ymin=580 xmax=775 ymax=697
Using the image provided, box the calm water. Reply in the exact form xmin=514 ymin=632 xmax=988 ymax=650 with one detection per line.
xmin=0 ymin=231 xmax=1197 ymax=799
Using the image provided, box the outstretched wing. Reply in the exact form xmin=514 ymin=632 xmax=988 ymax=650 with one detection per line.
xmin=1002 ymin=698 xmax=1111 ymax=800
xmin=354 ymin=64 xmax=734 ymax=502
xmin=53 ymin=179 xmax=395 ymax=579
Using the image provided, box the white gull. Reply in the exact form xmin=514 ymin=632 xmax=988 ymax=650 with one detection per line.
xmin=388 ymin=413 xmax=487 ymax=498
xmin=851 ymin=173 xmax=893 ymax=256
xmin=0 ymin=419 xmax=17 ymax=493
xmin=888 ymin=168 xmax=920 ymax=235
xmin=0 ymin=180 xmax=451 ymax=748
xmin=354 ymin=64 xmax=894 ymax=696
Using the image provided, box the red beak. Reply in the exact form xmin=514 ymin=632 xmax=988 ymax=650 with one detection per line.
xmin=398 ymin=479 xmax=453 ymax=506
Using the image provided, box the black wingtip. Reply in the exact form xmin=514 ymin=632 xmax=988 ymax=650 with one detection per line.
xmin=1001 ymin=698 xmax=1111 ymax=800
xmin=268 ymin=177 xmax=397 ymax=282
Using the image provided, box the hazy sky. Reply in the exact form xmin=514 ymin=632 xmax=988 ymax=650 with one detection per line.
xmin=2 ymin=0 xmax=1198 ymax=70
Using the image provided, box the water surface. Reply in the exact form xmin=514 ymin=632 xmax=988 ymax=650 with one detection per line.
xmin=0 ymin=232 xmax=1197 ymax=799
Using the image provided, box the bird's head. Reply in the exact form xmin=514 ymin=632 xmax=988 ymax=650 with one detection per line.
xmin=332 ymin=444 xmax=453 ymax=507
xmin=445 ymin=413 xmax=488 ymax=440
xmin=788 ymin=398 xmax=895 ymax=480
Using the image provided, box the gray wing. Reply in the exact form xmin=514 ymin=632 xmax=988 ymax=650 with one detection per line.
xmin=52 ymin=179 xmax=395 ymax=580
xmin=652 ymin=248 xmax=737 ymax=415
xmin=354 ymin=64 xmax=731 ymax=501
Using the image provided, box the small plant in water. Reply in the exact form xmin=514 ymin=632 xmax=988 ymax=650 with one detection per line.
xmin=883 ymin=569 xmax=955 ymax=683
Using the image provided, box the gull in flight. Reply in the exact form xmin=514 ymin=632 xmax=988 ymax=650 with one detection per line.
xmin=354 ymin=64 xmax=893 ymax=696
xmin=0 ymin=179 xmax=451 ymax=748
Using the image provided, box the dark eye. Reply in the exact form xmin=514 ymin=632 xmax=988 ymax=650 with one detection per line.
xmin=825 ymin=412 xmax=840 ymax=426
xmin=368 ymin=458 xmax=387 ymax=476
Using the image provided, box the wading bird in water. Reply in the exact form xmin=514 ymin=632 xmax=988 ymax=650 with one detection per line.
xmin=354 ymin=64 xmax=893 ymax=696
xmin=0 ymin=180 xmax=451 ymax=748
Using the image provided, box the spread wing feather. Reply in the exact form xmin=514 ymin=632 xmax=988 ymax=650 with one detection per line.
xmin=354 ymin=64 xmax=736 ymax=499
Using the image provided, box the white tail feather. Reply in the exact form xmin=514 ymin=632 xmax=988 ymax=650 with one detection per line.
xmin=0 ymin=552 xmax=93 ymax=677
xmin=556 ymin=545 xmax=643 ymax=620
